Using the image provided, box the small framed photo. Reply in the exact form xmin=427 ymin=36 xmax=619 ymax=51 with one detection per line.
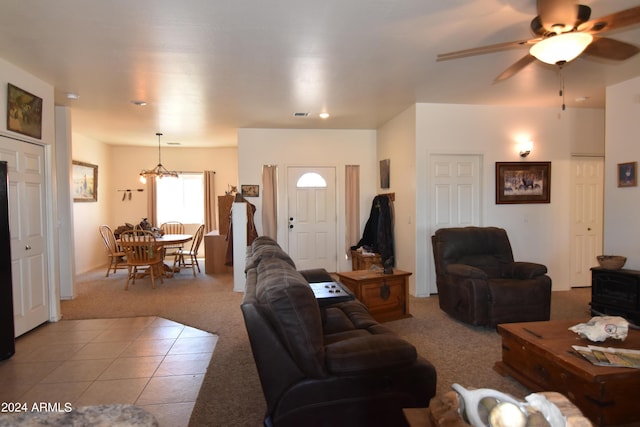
xmin=379 ymin=159 xmax=390 ymax=189
xmin=241 ymin=184 xmax=259 ymax=197
xmin=7 ymin=83 xmax=43 ymax=139
xmin=496 ymin=161 xmax=551 ymax=204
xmin=618 ymin=162 xmax=637 ymax=187
xmin=72 ymin=161 xmax=98 ymax=202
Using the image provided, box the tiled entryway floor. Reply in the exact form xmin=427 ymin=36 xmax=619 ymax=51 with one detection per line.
xmin=0 ymin=316 xmax=217 ymax=427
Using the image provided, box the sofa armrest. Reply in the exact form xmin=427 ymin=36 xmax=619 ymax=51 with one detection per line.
xmin=446 ymin=263 xmax=488 ymax=279
xmin=325 ymin=335 xmax=417 ymax=375
xmin=299 ymin=268 xmax=333 ymax=283
xmin=506 ymin=262 xmax=547 ymax=279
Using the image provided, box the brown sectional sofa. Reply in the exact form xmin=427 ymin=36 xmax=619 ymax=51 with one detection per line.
xmin=241 ymin=236 xmax=437 ymax=427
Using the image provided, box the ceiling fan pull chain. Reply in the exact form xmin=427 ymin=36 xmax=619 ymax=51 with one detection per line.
xmin=559 ymin=68 xmax=566 ymax=111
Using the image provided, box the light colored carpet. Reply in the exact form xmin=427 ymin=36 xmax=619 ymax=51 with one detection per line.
xmin=61 ymin=268 xmax=593 ymax=426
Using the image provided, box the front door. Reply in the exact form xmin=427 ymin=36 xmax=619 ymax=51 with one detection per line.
xmin=287 ymin=167 xmax=337 ymax=272
xmin=428 ymin=154 xmax=482 ymax=294
xmin=0 ymin=136 xmax=50 ymax=336
xmin=570 ymin=157 xmax=604 ymax=287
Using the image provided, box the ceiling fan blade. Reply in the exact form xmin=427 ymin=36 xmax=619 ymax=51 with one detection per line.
xmin=584 ymin=37 xmax=640 ymax=61
xmin=537 ymin=0 xmax=578 ymax=33
xmin=494 ymin=54 xmax=537 ymax=82
xmin=579 ymin=6 xmax=640 ymax=34
xmin=437 ymin=39 xmax=539 ymax=61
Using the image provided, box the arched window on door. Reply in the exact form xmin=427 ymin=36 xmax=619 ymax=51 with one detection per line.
xmin=296 ymin=172 xmax=327 ymax=188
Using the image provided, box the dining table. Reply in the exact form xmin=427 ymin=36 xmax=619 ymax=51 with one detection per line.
xmin=117 ymin=233 xmax=193 ymax=278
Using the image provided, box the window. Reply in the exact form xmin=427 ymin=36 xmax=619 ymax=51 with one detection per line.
xmin=296 ymin=172 xmax=327 ymax=188
xmin=156 ymin=173 xmax=204 ymax=225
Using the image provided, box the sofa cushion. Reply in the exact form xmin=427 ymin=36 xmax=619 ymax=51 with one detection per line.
xmin=457 ymin=255 xmax=505 ymax=278
xmin=325 ymin=334 xmax=418 ymax=374
xmin=255 ymin=257 xmax=325 ymax=378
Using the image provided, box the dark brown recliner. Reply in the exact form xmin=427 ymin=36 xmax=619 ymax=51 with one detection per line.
xmin=431 ymin=226 xmax=551 ymax=327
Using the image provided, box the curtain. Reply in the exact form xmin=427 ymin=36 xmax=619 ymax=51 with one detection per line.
xmin=145 ymin=178 xmax=158 ymax=226
xmin=204 ymin=170 xmax=216 ymax=232
xmin=345 ymin=165 xmax=360 ymax=259
xmin=262 ymin=165 xmax=278 ymax=239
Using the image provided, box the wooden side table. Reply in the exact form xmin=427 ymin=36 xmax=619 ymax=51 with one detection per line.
xmin=336 ymin=269 xmax=411 ymax=322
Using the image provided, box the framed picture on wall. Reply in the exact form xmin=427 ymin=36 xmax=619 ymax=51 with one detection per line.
xmin=617 ymin=162 xmax=637 ymax=187
xmin=72 ymin=161 xmax=98 ymax=202
xmin=496 ymin=161 xmax=551 ymax=204
xmin=241 ymin=184 xmax=259 ymax=197
xmin=6 ymin=83 xmax=43 ymax=139
xmin=380 ymin=159 xmax=390 ymax=189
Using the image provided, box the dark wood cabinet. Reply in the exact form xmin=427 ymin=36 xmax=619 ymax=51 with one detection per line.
xmin=591 ymin=267 xmax=640 ymax=325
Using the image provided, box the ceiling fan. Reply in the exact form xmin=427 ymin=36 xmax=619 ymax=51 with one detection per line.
xmin=437 ymin=0 xmax=640 ymax=82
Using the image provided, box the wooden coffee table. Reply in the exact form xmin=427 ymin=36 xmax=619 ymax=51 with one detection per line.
xmin=494 ymin=320 xmax=640 ymax=426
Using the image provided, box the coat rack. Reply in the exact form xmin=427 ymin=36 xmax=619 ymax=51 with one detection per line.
xmin=118 ymin=188 xmax=144 ymax=201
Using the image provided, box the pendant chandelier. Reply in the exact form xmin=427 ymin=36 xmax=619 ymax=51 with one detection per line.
xmin=139 ymin=132 xmax=179 ymax=184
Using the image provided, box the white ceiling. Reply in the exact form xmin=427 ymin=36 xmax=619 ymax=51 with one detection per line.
xmin=1 ymin=0 xmax=639 ymax=147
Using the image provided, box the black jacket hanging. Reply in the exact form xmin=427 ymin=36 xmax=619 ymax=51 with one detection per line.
xmin=353 ymin=195 xmax=394 ymax=264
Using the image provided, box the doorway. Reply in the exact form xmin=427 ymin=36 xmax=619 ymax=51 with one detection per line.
xmin=286 ymin=166 xmax=337 ymax=272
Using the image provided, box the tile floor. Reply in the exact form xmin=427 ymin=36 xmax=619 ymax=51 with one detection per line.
xmin=0 ymin=316 xmax=217 ymax=427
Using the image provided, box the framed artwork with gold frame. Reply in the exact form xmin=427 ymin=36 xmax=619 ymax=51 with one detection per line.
xmin=72 ymin=160 xmax=98 ymax=202
xmin=7 ymin=83 xmax=43 ymax=139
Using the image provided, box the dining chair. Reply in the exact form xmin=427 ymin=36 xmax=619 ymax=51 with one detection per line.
xmin=98 ymin=225 xmax=127 ymax=277
xmin=172 ymin=224 xmax=205 ymax=276
xmin=160 ymin=221 xmax=185 ymax=258
xmin=119 ymin=230 xmax=164 ymax=289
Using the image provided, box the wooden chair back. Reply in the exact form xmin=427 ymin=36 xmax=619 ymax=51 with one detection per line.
xmin=160 ymin=221 xmax=185 ymax=235
xmin=99 ymin=225 xmax=119 ymax=254
xmin=119 ymin=230 xmax=165 ymax=289
xmin=190 ymin=224 xmax=206 ymax=254
xmin=119 ymin=230 xmax=163 ymax=266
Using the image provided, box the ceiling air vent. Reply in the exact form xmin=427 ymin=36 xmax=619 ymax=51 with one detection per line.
xmin=293 ymin=112 xmax=310 ymax=117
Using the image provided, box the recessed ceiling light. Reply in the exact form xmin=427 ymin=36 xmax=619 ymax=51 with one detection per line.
xmin=66 ymin=92 xmax=80 ymax=100
xmin=319 ymin=112 xmax=330 ymax=119
xmin=575 ymin=96 xmax=590 ymax=103
xmin=131 ymin=100 xmax=147 ymax=106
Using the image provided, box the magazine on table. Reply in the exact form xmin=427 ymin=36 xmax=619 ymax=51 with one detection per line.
xmin=572 ymin=345 xmax=640 ymax=368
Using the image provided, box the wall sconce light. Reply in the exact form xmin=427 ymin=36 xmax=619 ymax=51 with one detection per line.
xmin=519 ymin=141 xmax=533 ymax=158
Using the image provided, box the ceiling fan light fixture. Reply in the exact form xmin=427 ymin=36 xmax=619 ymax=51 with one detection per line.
xmin=530 ymin=33 xmax=593 ymax=65
xmin=139 ymin=132 xmax=179 ymax=184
